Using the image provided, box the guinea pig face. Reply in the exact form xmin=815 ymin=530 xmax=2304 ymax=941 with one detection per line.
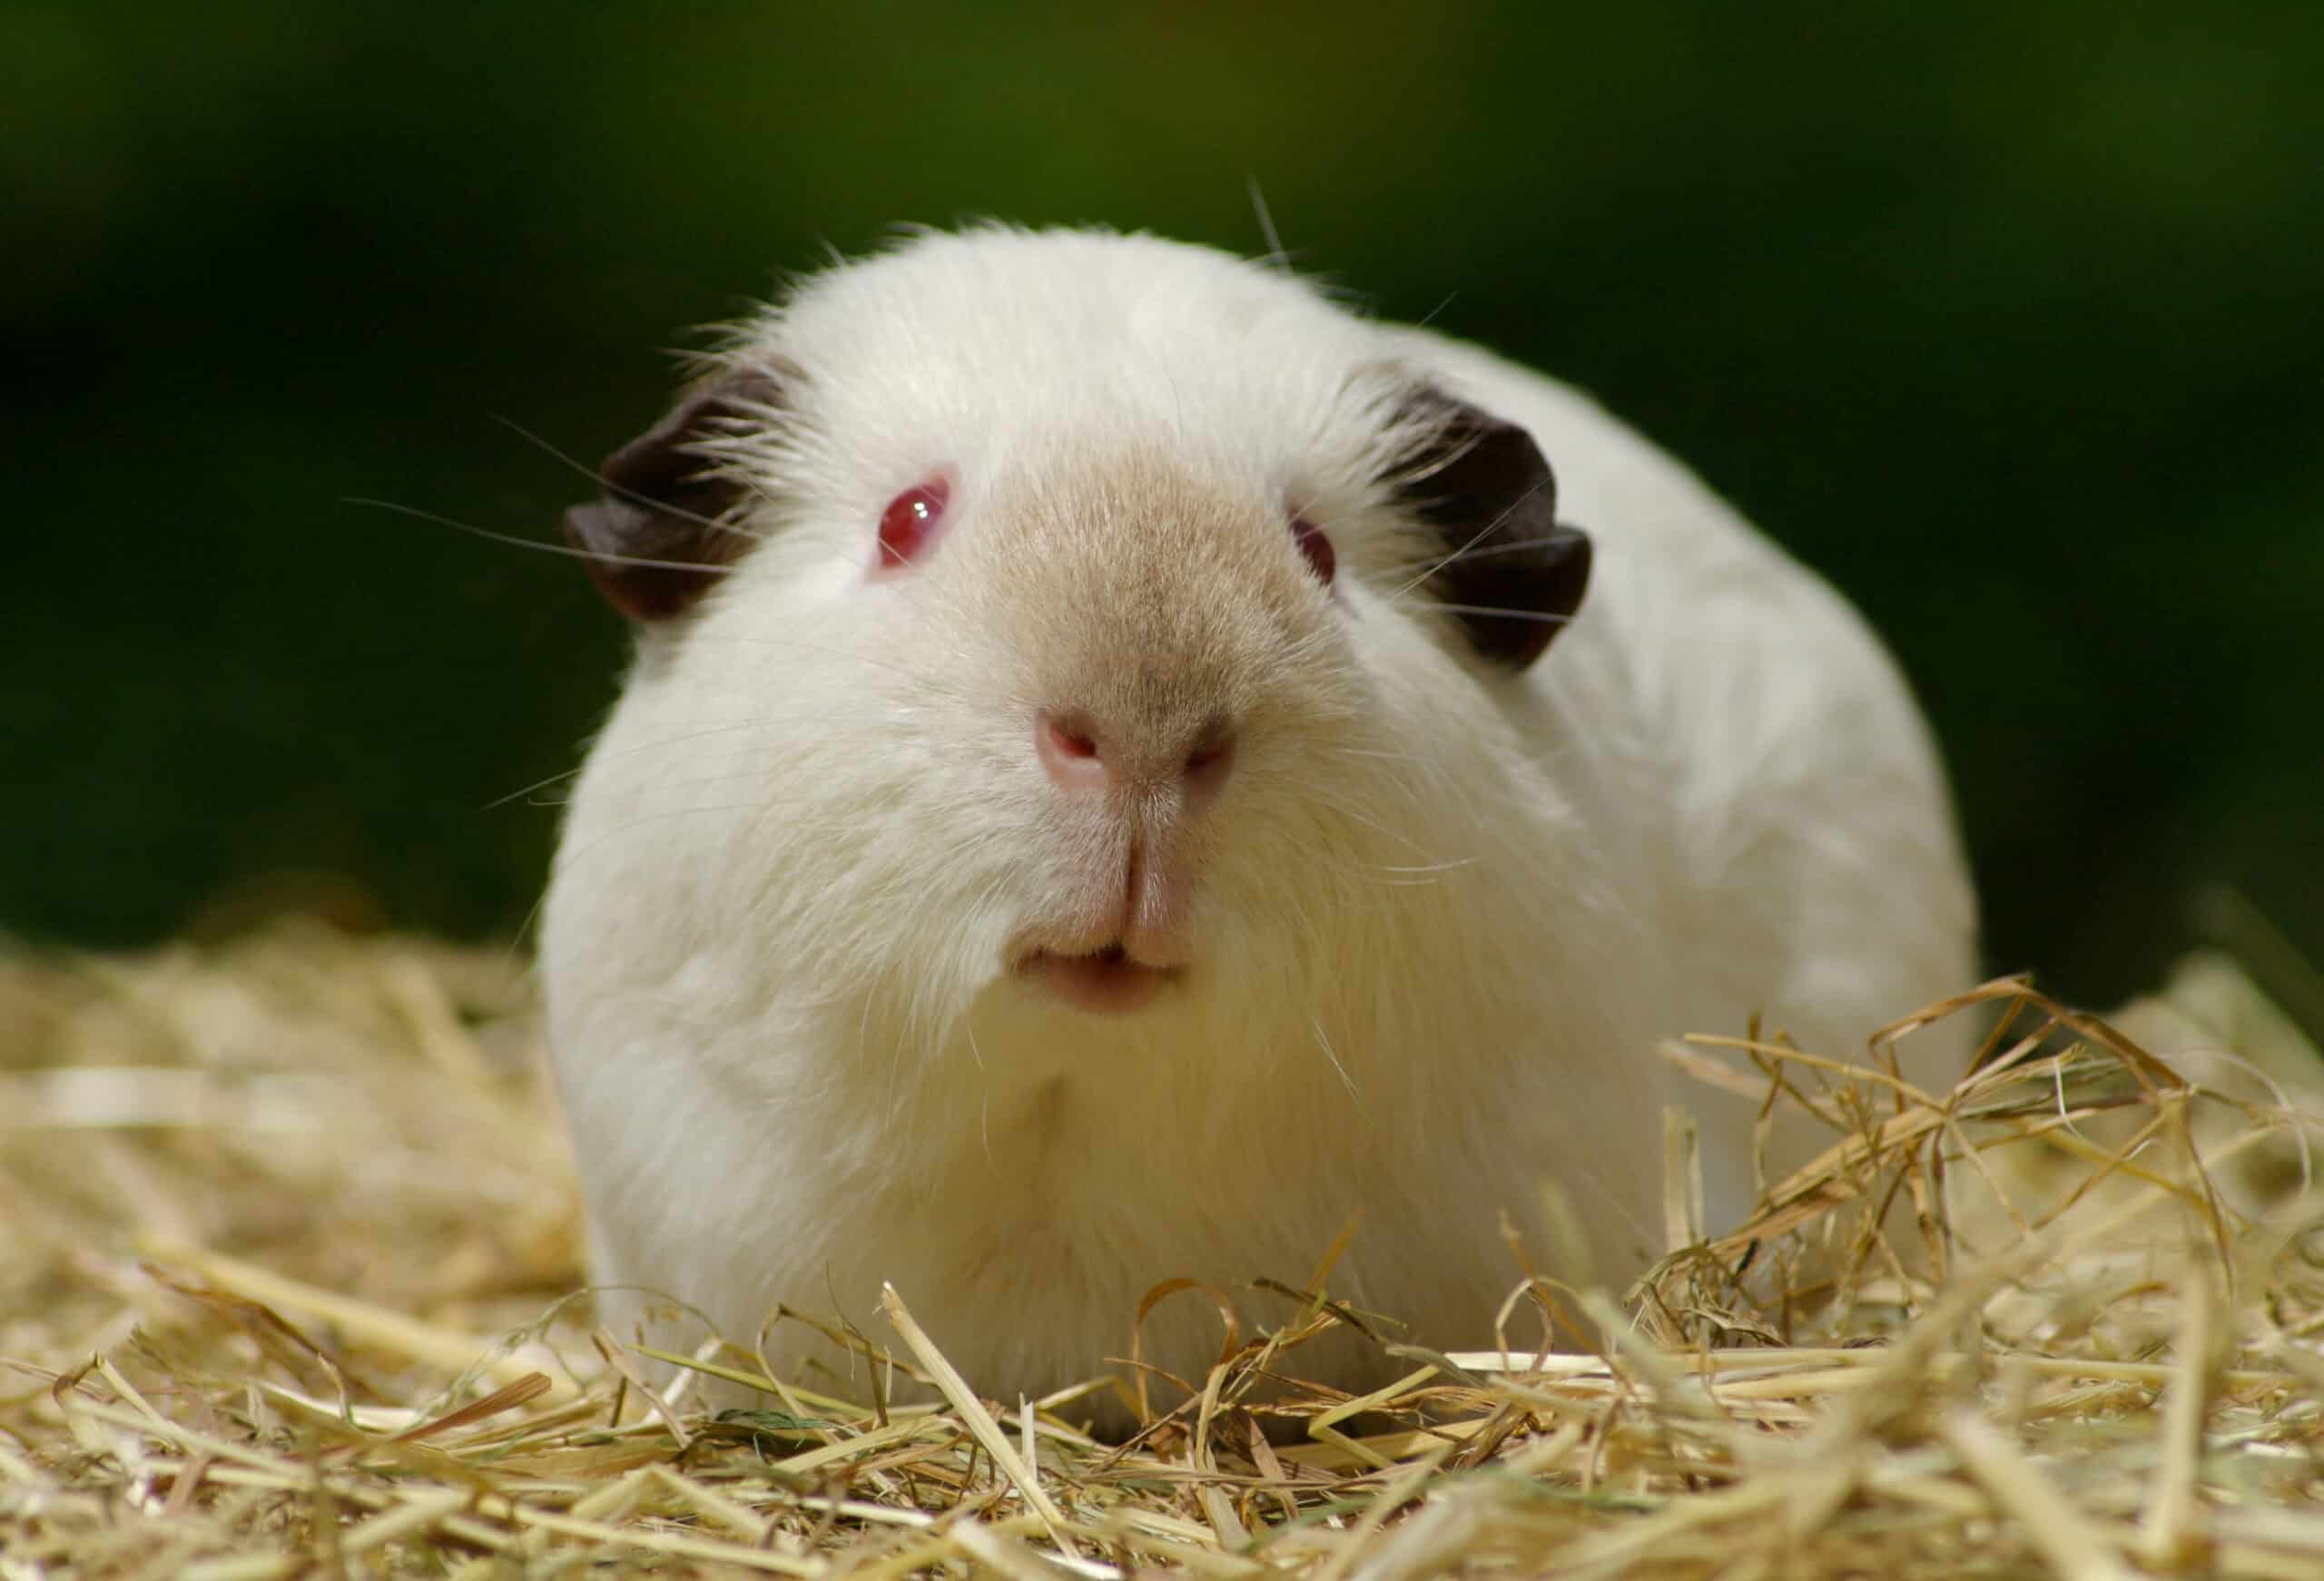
xmin=557 ymin=230 xmax=1592 ymax=1054
xmin=921 ymin=444 xmax=1346 ymax=1004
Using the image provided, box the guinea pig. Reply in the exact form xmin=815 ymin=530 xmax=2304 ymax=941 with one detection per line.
xmin=539 ymin=224 xmax=1976 ymax=1429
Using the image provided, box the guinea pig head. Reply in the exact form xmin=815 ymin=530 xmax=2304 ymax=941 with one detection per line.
xmin=549 ymin=243 xmax=1597 ymax=1105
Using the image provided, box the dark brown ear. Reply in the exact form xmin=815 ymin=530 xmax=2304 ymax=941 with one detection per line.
xmin=1393 ymin=389 xmax=1591 ymax=668
xmin=562 ymin=367 xmax=783 ymax=621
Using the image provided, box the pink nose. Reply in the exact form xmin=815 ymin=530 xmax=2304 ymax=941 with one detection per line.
xmin=1035 ymin=708 xmax=1235 ymax=813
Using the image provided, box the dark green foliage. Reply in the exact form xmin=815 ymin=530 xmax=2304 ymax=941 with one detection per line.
xmin=5 ymin=0 xmax=2319 ymax=1002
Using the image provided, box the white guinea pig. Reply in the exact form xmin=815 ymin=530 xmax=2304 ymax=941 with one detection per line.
xmin=540 ymin=224 xmax=1976 ymax=1428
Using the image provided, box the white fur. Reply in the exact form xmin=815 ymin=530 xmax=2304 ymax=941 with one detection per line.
xmin=538 ymin=226 xmax=1976 ymax=1427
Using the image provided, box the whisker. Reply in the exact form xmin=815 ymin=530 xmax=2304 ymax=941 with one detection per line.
xmin=1412 ymin=290 xmax=1460 ymax=330
xmin=1246 ymin=175 xmax=1295 ymax=272
xmin=1322 ymin=744 xmax=1428 ymax=765
xmin=678 ymin=632 xmax=970 ymax=692
xmin=1384 ymin=471 xmax=1556 ymax=603
xmin=1384 ymin=532 xmax=1587 ymax=569
xmin=481 ymin=764 xmax=587 ymax=811
xmin=1315 ymin=798 xmax=1437 ymax=860
xmin=1394 ymin=601 xmax=1577 ymax=626
xmin=494 ymin=415 xmax=770 ymax=546
xmin=344 ymin=496 xmax=744 ymax=576
xmin=546 ymin=801 xmax=763 ymax=887
xmin=1311 ymin=1019 xmax=1362 ymax=1105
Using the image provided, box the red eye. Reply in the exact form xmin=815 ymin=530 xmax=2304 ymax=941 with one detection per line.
xmin=1291 ymin=514 xmax=1335 ymax=586
xmin=876 ymin=478 xmax=950 ymax=571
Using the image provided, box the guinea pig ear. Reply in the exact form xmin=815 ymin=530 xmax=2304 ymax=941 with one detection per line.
xmin=1392 ymin=389 xmax=1592 ymax=668
xmin=562 ymin=367 xmax=783 ymax=622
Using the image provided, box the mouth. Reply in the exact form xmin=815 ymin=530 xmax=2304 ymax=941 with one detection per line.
xmin=1016 ymin=943 xmax=1181 ymax=1015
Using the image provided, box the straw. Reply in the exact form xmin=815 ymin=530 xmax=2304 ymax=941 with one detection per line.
xmin=4 ymin=917 xmax=2322 ymax=1576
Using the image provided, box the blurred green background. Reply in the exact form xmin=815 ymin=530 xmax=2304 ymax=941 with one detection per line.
xmin=5 ymin=1 xmax=2319 ymax=1007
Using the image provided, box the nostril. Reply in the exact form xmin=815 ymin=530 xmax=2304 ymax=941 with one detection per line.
xmin=1182 ymin=728 xmax=1235 ymax=813
xmin=1036 ymin=709 xmax=1108 ymax=790
xmin=1037 ymin=708 xmax=1236 ymax=800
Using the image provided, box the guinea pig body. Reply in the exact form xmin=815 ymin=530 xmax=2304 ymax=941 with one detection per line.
xmin=539 ymin=226 xmax=1975 ymax=1427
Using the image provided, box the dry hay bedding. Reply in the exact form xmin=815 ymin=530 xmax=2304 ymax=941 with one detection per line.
xmin=5 ymin=918 xmax=2324 ymax=1578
